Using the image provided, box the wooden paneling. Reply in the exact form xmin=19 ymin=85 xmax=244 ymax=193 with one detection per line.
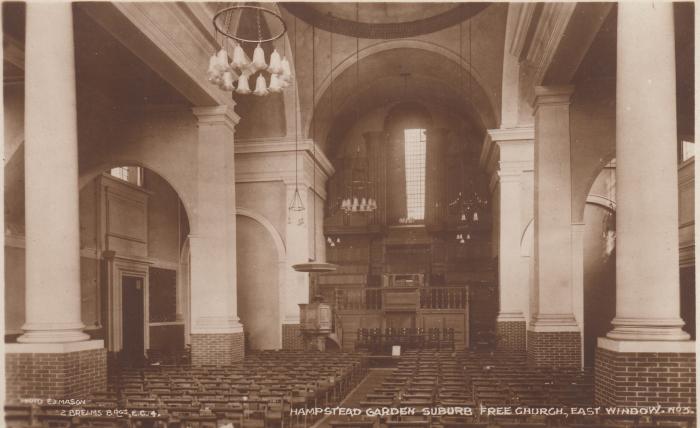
xmin=101 ymin=175 xmax=149 ymax=258
xmin=383 ymin=288 xmax=419 ymax=311
xmin=337 ymin=312 xmax=383 ymax=351
xmin=149 ymin=324 xmax=185 ymax=351
xmin=419 ymin=310 xmax=468 ymax=349
xmin=149 ymin=267 xmax=177 ymax=322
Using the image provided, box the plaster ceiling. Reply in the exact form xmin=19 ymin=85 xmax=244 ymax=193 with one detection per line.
xmin=282 ymin=3 xmax=489 ymax=39
xmin=311 ymin=45 xmax=499 ymax=156
xmin=1 ymin=3 xmax=190 ymax=107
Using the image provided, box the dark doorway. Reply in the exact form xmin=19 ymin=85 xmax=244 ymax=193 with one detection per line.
xmin=122 ymin=276 xmax=145 ymax=366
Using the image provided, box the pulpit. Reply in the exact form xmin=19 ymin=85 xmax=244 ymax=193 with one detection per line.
xmin=299 ymin=295 xmax=332 ymax=351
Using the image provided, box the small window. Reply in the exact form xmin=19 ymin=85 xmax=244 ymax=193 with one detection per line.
xmin=681 ymin=140 xmax=694 ymax=162
xmin=404 ymin=128 xmax=426 ymax=221
xmin=110 ymin=166 xmax=143 ymax=186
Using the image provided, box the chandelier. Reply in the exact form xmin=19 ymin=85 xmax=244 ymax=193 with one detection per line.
xmin=339 ymin=3 xmax=377 ymax=216
xmin=326 ymin=236 xmax=341 ymax=247
xmin=451 ymin=189 xmax=487 ymax=223
xmin=341 ymin=196 xmax=377 ymax=213
xmin=207 ymin=4 xmax=291 ymax=96
xmin=339 ymin=145 xmax=377 ymax=214
xmin=450 ymin=185 xmax=487 ymax=244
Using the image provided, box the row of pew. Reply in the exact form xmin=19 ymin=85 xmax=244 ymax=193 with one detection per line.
xmin=355 ymin=329 xmax=456 ymax=353
xmin=329 ymin=350 xmax=696 ymax=428
xmin=5 ymin=350 xmax=369 ymax=428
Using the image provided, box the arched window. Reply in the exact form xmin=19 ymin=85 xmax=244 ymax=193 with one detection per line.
xmin=403 ymin=128 xmax=427 ymax=221
xmin=110 ymin=166 xmax=143 ymax=186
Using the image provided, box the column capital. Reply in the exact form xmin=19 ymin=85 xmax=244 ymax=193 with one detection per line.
xmin=488 ymin=126 xmax=535 ymax=143
xmin=534 ymin=85 xmax=574 ymax=108
xmin=481 ymin=126 xmax=534 ymax=174
xmin=192 ymin=105 xmax=240 ymax=132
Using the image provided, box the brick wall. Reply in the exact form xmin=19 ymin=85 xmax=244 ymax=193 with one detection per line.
xmin=282 ymin=324 xmax=305 ymax=350
xmin=527 ymin=330 xmax=581 ymax=368
xmin=497 ymin=321 xmax=526 ymax=351
xmin=595 ymin=347 xmax=696 ymax=407
xmin=6 ymin=348 xmax=106 ymax=402
xmin=190 ymin=332 xmax=244 ymax=366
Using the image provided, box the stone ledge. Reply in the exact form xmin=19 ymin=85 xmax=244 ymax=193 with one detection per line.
xmin=6 ymin=339 xmax=104 ymax=354
xmin=598 ymin=337 xmax=696 ymax=353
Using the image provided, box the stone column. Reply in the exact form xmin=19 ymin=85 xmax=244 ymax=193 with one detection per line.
xmin=282 ymin=181 xmax=310 ymax=350
xmin=190 ymin=106 xmax=244 ymax=365
xmin=5 ymin=3 xmax=106 ymax=401
xmin=528 ymin=85 xmax=581 ymax=368
xmin=488 ymin=128 xmax=534 ymax=352
xmin=595 ymin=2 xmax=695 ymax=407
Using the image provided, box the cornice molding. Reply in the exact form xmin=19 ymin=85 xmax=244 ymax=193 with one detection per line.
xmin=533 ymin=85 xmax=574 ymax=110
xmin=508 ymin=3 xmax=538 ymax=59
xmin=235 ymin=138 xmax=335 ymax=177
xmin=192 ymin=105 xmax=240 ymax=132
xmin=521 ymin=3 xmax=576 ymax=105
xmin=489 ymin=127 xmax=535 ymax=142
xmin=480 ymin=126 xmax=534 ymax=174
xmin=526 ymin=3 xmax=577 ymax=80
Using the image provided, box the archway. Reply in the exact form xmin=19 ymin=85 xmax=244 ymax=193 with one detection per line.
xmin=79 ymin=165 xmax=191 ymax=366
xmin=236 ymin=211 xmax=286 ymax=350
xmin=582 ymin=162 xmax=616 ymax=367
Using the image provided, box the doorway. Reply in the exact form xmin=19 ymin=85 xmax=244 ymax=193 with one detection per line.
xmin=121 ymin=276 xmax=145 ymax=365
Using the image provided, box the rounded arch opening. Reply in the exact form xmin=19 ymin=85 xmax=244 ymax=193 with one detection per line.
xmin=76 ymin=164 xmax=192 ymax=365
xmin=308 ymin=42 xmax=498 ymax=155
xmin=236 ymin=213 xmax=283 ymax=350
xmin=582 ymin=160 xmax=616 ymax=367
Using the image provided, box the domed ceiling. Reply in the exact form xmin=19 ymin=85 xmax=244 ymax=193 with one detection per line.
xmin=282 ymin=2 xmax=489 ymax=39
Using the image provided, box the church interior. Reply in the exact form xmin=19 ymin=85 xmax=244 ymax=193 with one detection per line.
xmin=2 ymin=2 xmax=696 ymax=427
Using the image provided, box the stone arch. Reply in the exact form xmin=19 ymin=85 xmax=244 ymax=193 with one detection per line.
xmin=236 ymin=208 xmax=287 ymax=350
xmin=79 ymin=159 xmax=193 ymax=233
xmin=308 ymin=40 xmax=499 ymax=149
xmin=236 ymin=208 xmax=287 ymax=261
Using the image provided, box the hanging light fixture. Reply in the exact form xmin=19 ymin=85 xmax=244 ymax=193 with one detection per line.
xmin=208 ymin=4 xmax=291 ymax=96
xmin=326 ymin=236 xmax=341 ymax=248
xmin=340 ymin=145 xmax=377 ymax=214
xmin=449 ymin=15 xmax=486 ymax=239
xmin=293 ymin=21 xmax=337 ymax=274
xmin=288 ymin=16 xmax=305 ymax=225
xmin=339 ymin=3 xmax=377 ymax=216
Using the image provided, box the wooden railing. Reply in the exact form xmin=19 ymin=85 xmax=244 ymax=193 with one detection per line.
xmin=332 ymin=286 xmax=467 ymax=311
xmin=334 ymin=288 xmax=382 ymax=310
xmin=420 ymin=287 xmax=467 ymax=309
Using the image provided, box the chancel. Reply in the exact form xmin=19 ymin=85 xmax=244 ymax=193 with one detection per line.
xmin=2 ymin=1 xmax=696 ymax=427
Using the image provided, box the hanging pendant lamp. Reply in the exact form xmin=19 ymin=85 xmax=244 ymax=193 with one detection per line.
xmin=208 ymin=4 xmax=291 ymax=97
xmin=288 ymin=16 xmax=305 ymax=224
xmin=293 ymin=21 xmax=336 ymax=274
xmin=235 ymin=72 xmax=252 ymax=94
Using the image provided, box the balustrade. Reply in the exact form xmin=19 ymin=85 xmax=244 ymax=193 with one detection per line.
xmin=332 ymin=286 xmax=467 ymax=311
